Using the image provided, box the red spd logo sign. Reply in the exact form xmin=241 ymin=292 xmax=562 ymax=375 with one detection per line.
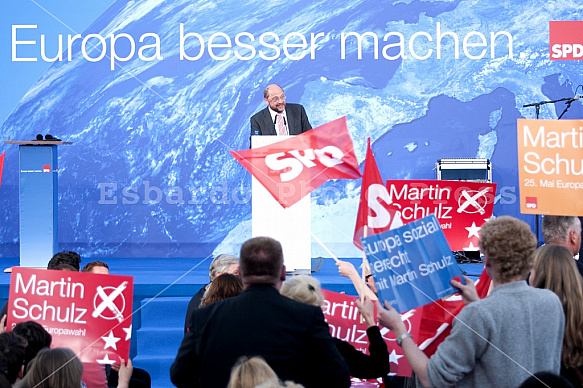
xmin=265 ymin=146 xmax=346 ymax=182
xmin=550 ymin=21 xmax=583 ymax=60
xmin=7 ymin=268 xmax=134 ymax=364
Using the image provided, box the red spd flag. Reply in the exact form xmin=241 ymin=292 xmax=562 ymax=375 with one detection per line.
xmin=353 ymin=139 xmax=403 ymax=249
xmin=231 ymin=116 xmax=361 ymax=208
xmin=7 ymin=268 xmax=134 ymax=365
xmin=0 ymin=151 xmax=5 ymax=190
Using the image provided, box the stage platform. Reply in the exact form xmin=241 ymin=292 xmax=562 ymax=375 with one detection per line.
xmin=0 ymin=256 xmax=484 ymax=388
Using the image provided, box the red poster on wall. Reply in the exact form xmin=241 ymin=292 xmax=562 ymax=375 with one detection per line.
xmin=7 ymin=268 xmax=134 ymax=365
xmin=385 ymin=180 xmax=496 ymax=251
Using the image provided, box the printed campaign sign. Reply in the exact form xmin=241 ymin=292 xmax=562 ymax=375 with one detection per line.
xmin=322 ymin=289 xmax=421 ymax=377
xmin=7 ymin=268 xmax=133 ymax=364
xmin=361 ymin=214 xmax=462 ymax=313
xmin=517 ymin=119 xmax=583 ymax=215
xmin=385 ymin=179 xmax=496 ymax=251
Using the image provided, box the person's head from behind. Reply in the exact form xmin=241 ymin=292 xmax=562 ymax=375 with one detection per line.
xmin=531 ymin=244 xmax=583 ymax=369
xmin=208 ymin=254 xmax=239 ymax=282
xmin=0 ymin=331 xmax=27 ymax=384
xmin=517 ymin=371 xmax=574 ymax=388
xmin=12 ymin=321 xmax=52 ymax=375
xmin=20 ymin=347 xmax=83 ymax=388
xmin=82 ymin=260 xmax=109 ymax=274
xmin=200 ymin=274 xmax=243 ymax=307
xmin=227 ymin=356 xmax=279 ymax=388
xmin=239 ymin=237 xmax=284 ymax=287
xmin=280 ymin=275 xmax=323 ymax=307
xmin=542 ymin=215 xmax=582 ymax=256
xmin=478 ymin=216 xmax=537 ymax=283
xmin=47 ymin=251 xmax=81 ymax=271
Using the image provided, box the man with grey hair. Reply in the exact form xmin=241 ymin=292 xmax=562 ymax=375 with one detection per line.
xmin=542 ymin=215 xmax=583 ymax=278
xmin=184 ymin=254 xmax=239 ymax=331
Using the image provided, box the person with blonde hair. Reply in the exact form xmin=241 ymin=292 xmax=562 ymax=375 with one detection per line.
xmin=531 ymin=244 xmax=583 ymax=386
xmin=227 ymin=356 xmax=277 ymax=388
xmin=227 ymin=356 xmax=302 ymax=388
xmin=280 ymin=275 xmax=391 ymax=380
xmin=376 ymin=216 xmax=565 ymax=388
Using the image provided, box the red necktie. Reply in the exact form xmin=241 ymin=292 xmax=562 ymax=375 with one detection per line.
xmin=276 ymin=113 xmax=287 ymax=136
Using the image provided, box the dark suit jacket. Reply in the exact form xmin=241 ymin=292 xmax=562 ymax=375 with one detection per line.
xmin=170 ymin=284 xmax=350 ymax=388
xmin=250 ymin=103 xmax=312 ymax=140
xmin=183 ymin=284 xmax=207 ymax=332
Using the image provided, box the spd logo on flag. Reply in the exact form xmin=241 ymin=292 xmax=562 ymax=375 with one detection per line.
xmin=7 ymin=268 xmax=134 ymax=364
xmin=353 ymin=139 xmax=403 ymax=250
xmin=231 ymin=116 xmax=361 ymax=208
xmin=550 ymin=21 xmax=583 ymax=60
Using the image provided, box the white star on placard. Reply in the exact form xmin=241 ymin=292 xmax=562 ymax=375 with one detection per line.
xmin=464 ymin=241 xmax=479 ymax=251
xmin=97 ymin=354 xmax=115 ymax=365
xmin=389 ymin=349 xmax=404 ymax=364
xmin=123 ymin=325 xmax=132 ymax=341
xmin=101 ymin=331 xmax=120 ymax=350
xmin=465 ymin=222 xmax=481 ymax=238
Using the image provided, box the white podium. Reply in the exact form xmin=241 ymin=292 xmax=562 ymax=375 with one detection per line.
xmin=251 ymin=136 xmax=311 ymax=273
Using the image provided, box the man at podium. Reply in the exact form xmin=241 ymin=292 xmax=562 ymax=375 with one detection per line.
xmin=250 ymin=84 xmax=312 ymax=140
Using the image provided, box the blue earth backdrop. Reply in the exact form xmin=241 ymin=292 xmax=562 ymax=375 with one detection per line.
xmin=1 ymin=0 xmax=583 ymax=259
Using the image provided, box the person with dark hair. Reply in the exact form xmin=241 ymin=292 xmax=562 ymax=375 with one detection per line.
xmin=83 ymin=261 xmax=109 ymax=274
xmin=518 ymin=371 xmax=574 ymax=388
xmin=184 ymin=254 xmax=239 ymax=331
xmin=47 ymin=251 xmax=82 ymax=271
xmin=11 ymin=321 xmax=52 ymax=376
xmin=376 ymin=216 xmax=565 ymax=388
xmin=531 ymin=245 xmax=583 ymax=387
xmin=171 ymin=236 xmax=350 ymax=388
xmin=199 ymin=274 xmax=243 ymax=307
xmin=0 ymin=331 xmax=27 ymax=385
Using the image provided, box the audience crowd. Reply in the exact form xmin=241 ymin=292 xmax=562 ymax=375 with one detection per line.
xmin=1 ymin=214 xmax=582 ymax=387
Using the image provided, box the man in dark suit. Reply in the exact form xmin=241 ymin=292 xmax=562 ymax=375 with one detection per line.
xmin=250 ymin=84 xmax=312 ymax=142
xmin=170 ymin=237 xmax=350 ymax=388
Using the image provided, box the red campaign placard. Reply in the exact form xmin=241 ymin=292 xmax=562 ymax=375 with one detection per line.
xmin=7 ymin=268 xmax=134 ymax=365
xmin=321 ymin=289 xmax=422 ymax=377
xmin=385 ymin=180 xmax=497 ymax=251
